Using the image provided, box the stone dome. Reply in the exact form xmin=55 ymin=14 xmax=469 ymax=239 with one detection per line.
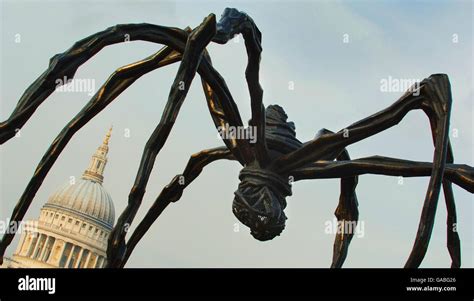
xmin=44 ymin=177 xmax=115 ymax=229
xmin=43 ymin=126 xmax=115 ymax=229
xmin=5 ymin=127 xmax=115 ymax=270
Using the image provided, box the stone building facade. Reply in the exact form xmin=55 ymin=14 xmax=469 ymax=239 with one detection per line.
xmin=2 ymin=128 xmax=115 ymax=268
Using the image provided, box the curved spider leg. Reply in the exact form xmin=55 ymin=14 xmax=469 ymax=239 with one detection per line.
xmin=107 ymin=14 xmax=218 ymax=267
xmin=200 ymin=51 xmax=254 ymax=166
xmin=410 ymin=74 xmax=460 ymax=267
xmin=331 ymin=148 xmax=359 ymax=268
xmin=292 ymin=156 xmax=473 ymax=193
xmin=0 ymin=24 xmax=188 ymax=145
xmin=309 ymin=142 xmax=460 ymax=267
xmin=0 ymin=45 xmax=182 ymax=263
xmin=428 ymin=126 xmax=460 ymax=267
xmin=312 ymin=129 xmax=359 ymax=268
xmin=0 ymin=13 xmax=253 ymax=262
xmin=212 ymin=8 xmax=269 ymax=166
xmin=403 ymin=75 xmax=452 ymax=268
xmin=442 ymin=146 xmax=461 ymax=268
xmin=107 ymin=146 xmax=236 ymax=268
xmin=276 ymin=74 xmax=454 ymax=267
xmin=0 ymin=17 xmax=251 ymax=162
xmin=424 ymin=111 xmax=460 ymax=267
xmin=292 ymin=155 xmax=473 ymax=267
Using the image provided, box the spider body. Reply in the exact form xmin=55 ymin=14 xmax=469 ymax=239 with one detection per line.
xmin=234 ymin=162 xmax=291 ymax=241
xmin=233 ymin=105 xmax=303 ymax=241
xmin=0 ymin=8 xmax=472 ymax=268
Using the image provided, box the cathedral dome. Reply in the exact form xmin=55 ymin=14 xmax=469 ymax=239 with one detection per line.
xmin=43 ymin=127 xmax=115 ymax=229
xmin=44 ymin=177 xmax=115 ymax=229
xmin=6 ymin=127 xmax=115 ymax=269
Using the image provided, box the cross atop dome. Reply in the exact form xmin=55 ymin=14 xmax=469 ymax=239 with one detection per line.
xmin=103 ymin=125 xmax=112 ymax=146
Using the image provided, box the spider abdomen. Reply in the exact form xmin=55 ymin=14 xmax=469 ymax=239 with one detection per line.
xmin=264 ymin=105 xmax=303 ymax=155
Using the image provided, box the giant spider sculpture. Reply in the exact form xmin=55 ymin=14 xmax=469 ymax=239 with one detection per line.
xmin=0 ymin=8 xmax=473 ymax=269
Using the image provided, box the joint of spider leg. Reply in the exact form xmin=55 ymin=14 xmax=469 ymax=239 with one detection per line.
xmin=49 ymin=53 xmax=62 ymax=66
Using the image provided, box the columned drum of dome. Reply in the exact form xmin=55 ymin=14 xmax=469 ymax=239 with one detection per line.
xmin=4 ymin=128 xmax=115 ymax=269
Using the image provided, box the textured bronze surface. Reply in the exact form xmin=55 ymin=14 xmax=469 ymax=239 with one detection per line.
xmin=0 ymin=8 xmax=472 ymax=269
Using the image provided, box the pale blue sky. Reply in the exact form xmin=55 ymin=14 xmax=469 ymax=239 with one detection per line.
xmin=0 ymin=0 xmax=472 ymax=267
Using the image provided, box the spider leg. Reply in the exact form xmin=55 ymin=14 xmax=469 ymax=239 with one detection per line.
xmin=292 ymin=155 xmax=473 ymax=267
xmin=0 ymin=13 xmax=254 ymax=261
xmin=212 ymin=8 xmax=268 ymax=165
xmin=200 ymin=51 xmax=254 ymax=165
xmin=0 ymin=21 xmax=252 ymax=163
xmin=403 ymin=76 xmax=452 ymax=268
xmin=291 ymin=156 xmax=473 ymax=193
xmin=331 ymin=148 xmax=359 ymax=268
xmin=0 ymin=23 xmax=187 ymax=145
xmin=276 ymin=74 xmax=453 ymax=267
xmin=272 ymin=74 xmax=451 ymax=172
xmin=107 ymin=15 xmax=217 ymax=266
xmin=314 ymin=129 xmax=359 ymax=268
xmin=0 ymin=45 xmax=181 ymax=263
xmin=106 ymin=146 xmax=236 ymax=268
xmin=442 ymin=145 xmax=460 ymax=268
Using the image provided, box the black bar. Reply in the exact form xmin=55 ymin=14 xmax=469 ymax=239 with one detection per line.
xmin=0 ymin=268 xmax=472 ymax=298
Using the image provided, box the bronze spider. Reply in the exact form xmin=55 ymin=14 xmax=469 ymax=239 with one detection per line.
xmin=0 ymin=8 xmax=472 ymax=268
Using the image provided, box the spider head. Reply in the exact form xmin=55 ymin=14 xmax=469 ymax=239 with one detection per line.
xmin=232 ymin=165 xmax=291 ymax=241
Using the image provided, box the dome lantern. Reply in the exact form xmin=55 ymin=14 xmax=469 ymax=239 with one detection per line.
xmin=82 ymin=126 xmax=112 ymax=184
